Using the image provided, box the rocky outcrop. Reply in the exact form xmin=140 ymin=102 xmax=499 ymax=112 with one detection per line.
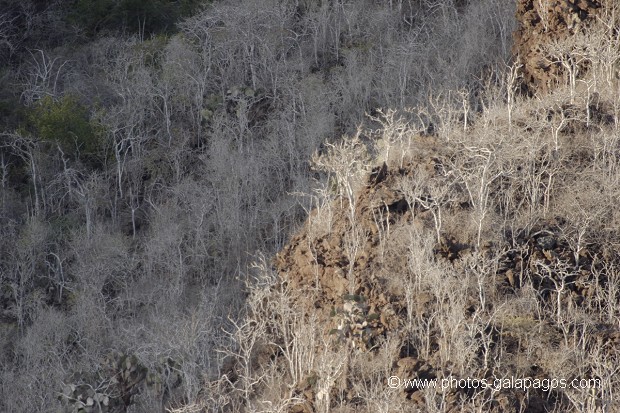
xmin=513 ymin=0 xmax=606 ymax=95
xmin=273 ymin=129 xmax=620 ymax=411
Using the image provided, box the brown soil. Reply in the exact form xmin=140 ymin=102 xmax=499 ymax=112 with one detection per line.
xmin=513 ymin=0 xmax=605 ymax=95
xmin=273 ymin=134 xmax=620 ymax=411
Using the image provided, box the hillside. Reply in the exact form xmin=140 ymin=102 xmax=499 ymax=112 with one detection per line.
xmin=0 ymin=0 xmax=619 ymax=412
xmin=217 ymin=1 xmax=620 ymax=412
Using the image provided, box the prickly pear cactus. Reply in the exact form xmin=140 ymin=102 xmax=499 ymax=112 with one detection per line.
xmin=329 ymin=295 xmax=382 ymax=350
xmin=58 ymin=352 xmax=183 ymax=413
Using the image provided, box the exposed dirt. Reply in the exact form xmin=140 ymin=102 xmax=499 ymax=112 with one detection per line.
xmin=513 ymin=0 xmax=605 ymax=95
xmin=273 ymin=138 xmax=619 ymax=411
xmin=274 ymin=135 xmax=447 ymax=324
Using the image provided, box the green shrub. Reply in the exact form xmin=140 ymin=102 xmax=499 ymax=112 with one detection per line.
xmin=30 ymin=95 xmax=104 ymax=165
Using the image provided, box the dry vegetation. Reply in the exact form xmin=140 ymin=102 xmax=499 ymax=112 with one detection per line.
xmin=1 ymin=0 xmax=619 ymax=412
xmin=208 ymin=3 xmax=620 ymax=413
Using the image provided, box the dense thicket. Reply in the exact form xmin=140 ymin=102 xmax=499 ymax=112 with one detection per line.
xmin=0 ymin=0 xmax=518 ymax=411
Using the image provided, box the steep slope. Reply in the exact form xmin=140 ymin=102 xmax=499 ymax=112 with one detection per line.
xmin=513 ymin=0 xmax=606 ymax=95
xmin=271 ymin=113 xmax=620 ymax=412
xmin=238 ymin=2 xmax=620 ymax=411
